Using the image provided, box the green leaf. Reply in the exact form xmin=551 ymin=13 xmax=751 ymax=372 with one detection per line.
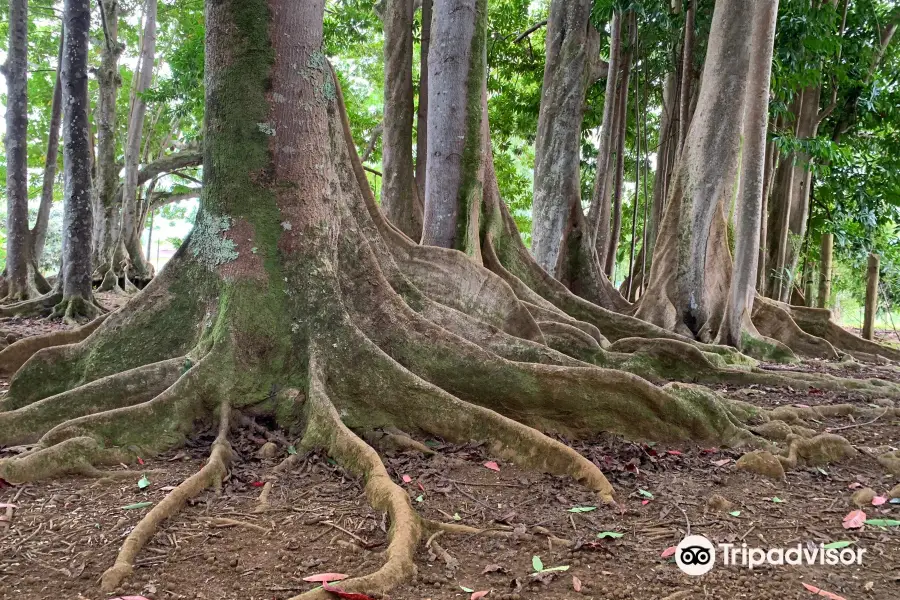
xmin=638 ymin=489 xmax=654 ymax=499
xmin=729 ymin=510 xmax=741 ymax=517
xmin=415 ymin=495 xmax=424 ymax=503
xmin=864 ymin=519 xmax=900 ymax=527
xmin=772 ymin=497 xmax=784 ymax=503
xmin=541 ymin=565 xmax=570 ymax=572
xmin=121 ymin=502 xmax=154 ymax=510
xmin=453 ymin=512 xmax=461 ymax=521
xmin=532 ymin=555 xmax=543 ymax=572
xmin=424 ymin=440 xmax=440 ymax=448
xmin=567 ymin=506 xmax=597 ymax=513
xmin=287 ymin=445 xmax=297 ymax=455
xmin=460 ymin=586 xmax=474 ymax=593
xmin=138 ymin=475 xmax=150 ymax=489
xmin=823 ymin=541 xmax=854 ymax=549
xmin=597 ymin=531 xmax=624 ymax=539
xmin=817 ymin=467 xmax=829 ymax=476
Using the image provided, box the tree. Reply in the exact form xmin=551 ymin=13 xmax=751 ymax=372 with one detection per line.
xmin=2 ymin=0 xmax=43 ymax=302
xmin=2 ymin=3 xmax=900 ymax=599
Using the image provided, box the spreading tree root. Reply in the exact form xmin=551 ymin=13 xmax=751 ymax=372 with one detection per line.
xmin=424 ymin=520 xmax=572 ymax=548
xmin=100 ymin=401 xmax=233 ymax=592
xmin=50 ymin=294 xmax=106 ymax=325
xmin=0 ymin=291 xmax=62 ymax=319
xmin=0 ymin=313 xmax=108 ymax=376
xmin=289 ymin=353 xmax=421 ymax=600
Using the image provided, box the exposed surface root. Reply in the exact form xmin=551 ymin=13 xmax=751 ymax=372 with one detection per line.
xmin=0 ymin=357 xmax=185 ymax=445
xmin=0 ymin=292 xmax=62 ymax=319
xmin=50 ymin=295 xmax=105 ymax=325
xmin=290 ymin=353 xmax=421 ymax=600
xmin=0 ymin=313 xmax=108 ymax=376
xmin=752 ymin=298 xmax=838 ymax=360
xmin=100 ymin=401 xmax=233 ymax=592
xmin=424 ymin=519 xmax=573 ymax=548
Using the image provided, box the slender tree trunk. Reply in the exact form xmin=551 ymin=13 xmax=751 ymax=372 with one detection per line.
xmin=718 ymin=0 xmax=777 ymax=347
xmin=677 ymin=0 xmax=696 ymax=151
xmin=3 ymin=0 xmax=39 ymax=302
xmin=626 ymin=34 xmax=642 ymax=301
xmin=32 ymin=27 xmax=65 ymax=267
xmin=120 ymin=0 xmax=158 ymax=280
xmin=863 ymin=253 xmax=879 ymax=340
xmin=415 ymin=0 xmax=432 ymax=197
xmin=94 ymin=0 xmax=125 ymax=291
xmin=817 ymin=232 xmax=833 ymax=308
xmin=604 ymin=24 xmax=633 ymax=277
xmin=530 ymin=0 xmax=599 ymax=276
xmin=382 ymin=0 xmax=423 ymax=241
xmin=421 ymin=0 xmax=487 ymax=255
xmin=58 ymin=0 xmax=100 ymax=322
xmin=636 ymin=0 xmax=779 ymax=344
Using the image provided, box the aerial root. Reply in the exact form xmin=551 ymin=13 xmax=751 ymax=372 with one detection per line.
xmin=0 ymin=357 xmax=185 ymax=446
xmin=290 ymin=353 xmax=421 ymax=600
xmin=100 ymin=401 xmax=233 ymax=593
xmin=0 ymin=313 xmax=108 ymax=376
xmin=424 ymin=520 xmax=573 ymax=548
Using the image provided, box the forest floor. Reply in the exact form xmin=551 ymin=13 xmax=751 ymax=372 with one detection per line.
xmin=1 ymin=297 xmax=899 ymax=600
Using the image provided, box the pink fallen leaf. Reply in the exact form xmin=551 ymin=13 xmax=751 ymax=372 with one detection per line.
xmin=661 ymin=546 xmax=677 ymax=558
xmin=484 ymin=461 xmax=500 ymax=472
xmin=322 ymin=584 xmax=375 ymax=600
xmin=872 ymin=496 xmax=887 ymax=506
xmin=801 ymin=582 xmax=847 ymax=600
xmin=401 ymin=475 xmax=412 ymax=483
xmin=417 ymin=482 xmax=425 ymax=492
xmin=137 ymin=457 xmax=145 ymax=466
xmin=848 ymin=482 xmax=863 ymax=490
xmin=250 ymin=481 xmax=265 ymax=487
xmin=572 ymin=575 xmax=582 ymax=592
xmin=303 ymin=573 xmax=349 ymax=583
xmin=641 ymin=500 xmax=651 ymax=506
xmin=712 ymin=458 xmax=732 ymax=467
xmin=842 ymin=510 xmax=866 ymax=529
xmin=470 ymin=591 xmax=490 ymax=600
xmin=700 ymin=448 xmax=719 ymax=454
xmin=666 ymin=450 xmax=683 ymax=456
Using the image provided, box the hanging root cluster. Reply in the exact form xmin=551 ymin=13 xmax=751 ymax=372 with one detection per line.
xmin=2 ymin=72 xmax=899 ymax=600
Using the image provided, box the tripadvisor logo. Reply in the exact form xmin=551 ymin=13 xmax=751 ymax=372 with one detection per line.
xmin=674 ymin=535 xmax=866 ymax=576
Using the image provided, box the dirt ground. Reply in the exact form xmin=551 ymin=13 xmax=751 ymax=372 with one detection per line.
xmin=1 ymin=303 xmax=899 ymax=600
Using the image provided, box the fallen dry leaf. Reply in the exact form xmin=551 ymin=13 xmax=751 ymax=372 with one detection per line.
xmin=401 ymin=475 xmax=412 ymax=483
xmin=302 ymin=573 xmax=349 ymax=583
xmin=484 ymin=461 xmax=500 ymax=472
xmin=322 ymin=584 xmax=376 ymax=600
xmin=572 ymin=575 xmax=582 ymax=592
xmin=801 ymin=582 xmax=847 ymax=600
xmin=872 ymin=496 xmax=887 ymax=506
xmin=470 ymin=591 xmax=489 ymax=599
xmin=842 ymin=510 xmax=866 ymax=529
xmin=661 ymin=546 xmax=677 ymax=558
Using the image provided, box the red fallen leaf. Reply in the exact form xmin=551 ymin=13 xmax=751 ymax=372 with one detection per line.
xmin=661 ymin=546 xmax=677 ymax=558
xmin=303 ymin=573 xmax=349 ymax=583
xmin=484 ymin=461 xmax=500 ymax=472
xmin=417 ymin=482 xmax=425 ymax=492
xmin=322 ymin=583 xmax=376 ymax=600
xmin=700 ymin=448 xmax=719 ymax=454
xmin=641 ymin=500 xmax=651 ymax=506
xmin=872 ymin=496 xmax=887 ymax=506
xmin=572 ymin=575 xmax=582 ymax=592
xmin=842 ymin=510 xmax=866 ymax=529
xmin=470 ymin=591 xmax=490 ymax=599
xmin=666 ymin=450 xmax=683 ymax=456
xmin=712 ymin=458 xmax=732 ymax=467
xmin=847 ymin=482 xmax=863 ymax=490
xmin=807 ymin=388 xmax=824 ymax=395
xmin=801 ymin=582 xmax=847 ymax=600
xmin=251 ymin=481 xmax=265 ymax=487
xmin=401 ymin=475 xmax=412 ymax=483
xmin=137 ymin=457 xmax=145 ymax=466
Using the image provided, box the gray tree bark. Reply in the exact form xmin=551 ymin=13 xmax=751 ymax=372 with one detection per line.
xmin=382 ymin=0 xmax=423 ymax=241
xmin=415 ymin=0 xmax=432 ymax=197
xmin=94 ymin=0 xmax=125 ymax=291
xmin=120 ymin=0 xmax=158 ymax=280
xmin=58 ymin=0 xmax=100 ymax=321
xmin=3 ymin=0 xmax=39 ymax=301
xmin=421 ymin=0 xmax=487 ymax=255
xmin=530 ymin=0 xmax=599 ymax=277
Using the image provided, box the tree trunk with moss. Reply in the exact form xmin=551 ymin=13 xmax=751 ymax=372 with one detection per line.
xmin=381 ymin=0 xmax=423 ymax=241
xmin=4 ymin=4 xmax=900 ymax=599
xmin=415 ymin=0 xmax=432 ymax=197
xmin=120 ymin=0 xmax=158 ymax=282
xmin=93 ymin=0 xmax=126 ymax=291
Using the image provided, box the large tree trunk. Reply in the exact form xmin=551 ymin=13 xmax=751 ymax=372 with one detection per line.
xmin=57 ymin=0 xmax=101 ymax=322
xmin=3 ymin=0 xmax=41 ymax=302
xmin=421 ymin=0 xmax=487 ymax=254
xmin=32 ymin=27 xmax=65 ymax=268
xmin=530 ymin=0 xmax=599 ymax=276
xmin=93 ymin=0 xmax=125 ymax=291
xmin=635 ymin=0 xmax=779 ymax=346
xmin=120 ymin=0 xmax=158 ymax=281
xmin=381 ymin=0 xmax=423 ymax=241
xmin=414 ymin=0 xmax=432 ymax=199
